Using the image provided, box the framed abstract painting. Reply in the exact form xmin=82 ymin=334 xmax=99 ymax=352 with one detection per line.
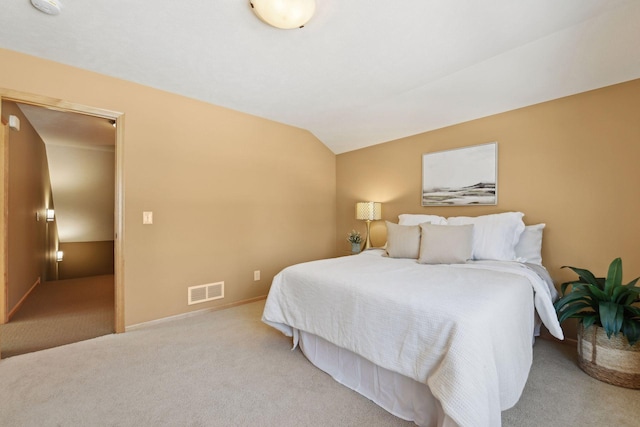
xmin=422 ymin=142 xmax=497 ymax=206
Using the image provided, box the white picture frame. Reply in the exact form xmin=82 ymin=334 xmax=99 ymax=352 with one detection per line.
xmin=422 ymin=142 xmax=497 ymax=206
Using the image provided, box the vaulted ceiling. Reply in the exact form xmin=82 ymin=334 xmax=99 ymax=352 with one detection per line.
xmin=2 ymin=1 xmax=640 ymax=154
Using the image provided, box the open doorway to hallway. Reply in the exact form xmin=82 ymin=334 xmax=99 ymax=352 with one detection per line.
xmin=0 ymin=94 xmax=123 ymax=358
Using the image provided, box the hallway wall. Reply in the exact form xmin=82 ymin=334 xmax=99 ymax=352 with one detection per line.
xmin=58 ymin=241 xmax=114 ymax=280
xmin=1 ymin=101 xmax=57 ymax=315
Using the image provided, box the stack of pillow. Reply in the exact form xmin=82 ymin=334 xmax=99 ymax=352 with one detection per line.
xmin=385 ymin=212 xmax=544 ymax=265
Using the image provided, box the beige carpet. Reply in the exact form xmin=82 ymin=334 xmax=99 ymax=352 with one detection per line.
xmin=0 ymin=274 xmax=114 ymax=358
xmin=0 ymin=300 xmax=637 ymax=427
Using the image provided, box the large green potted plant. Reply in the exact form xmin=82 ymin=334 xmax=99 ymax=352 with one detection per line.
xmin=555 ymin=257 xmax=640 ymax=389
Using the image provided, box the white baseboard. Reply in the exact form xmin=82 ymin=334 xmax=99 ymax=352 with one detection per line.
xmin=126 ymin=295 xmax=267 ymax=331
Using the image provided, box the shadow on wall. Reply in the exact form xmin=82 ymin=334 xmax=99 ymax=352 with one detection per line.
xmin=57 ymin=241 xmax=114 ymax=280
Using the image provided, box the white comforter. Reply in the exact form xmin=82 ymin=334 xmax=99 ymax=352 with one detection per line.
xmin=262 ymin=250 xmax=563 ymax=427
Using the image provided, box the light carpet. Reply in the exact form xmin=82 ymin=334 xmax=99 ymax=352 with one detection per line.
xmin=0 ymin=300 xmax=637 ymax=426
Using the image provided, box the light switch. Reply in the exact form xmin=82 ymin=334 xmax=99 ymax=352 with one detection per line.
xmin=143 ymin=211 xmax=153 ymax=225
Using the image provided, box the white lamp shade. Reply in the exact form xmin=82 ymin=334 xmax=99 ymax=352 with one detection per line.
xmin=356 ymin=202 xmax=382 ymax=221
xmin=56 ymin=250 xmax=64 ymax=262
xmin=251 ymin=0 xmax=316 ymax=29
xmin=46 ymin=208 xmax=55 ymax=222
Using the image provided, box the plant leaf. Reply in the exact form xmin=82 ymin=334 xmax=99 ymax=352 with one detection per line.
xmin=599 ymin=301 xmax=624 ymax=337
xmin=624 ymin=306 xmax=640 ymax=318
xmin=625 ymin=277 xmax=640 ymax=288
xmin=604 ymin=258 xmax=623 ymax=296
xmin=612 ymin=286 xmax=631 ymax=304
xmin=622 ymin=320 xmax=640 ymax=346
xmin=561 ymin=265 xmax=601 ymax=287
xmin=623 ymin=291 xmax=639 ymax=306
xmin=561 ymin=281 xmax=595 ymax=297
xmin=621 ymin=282 xmax=640 ymax=298
xmin=554 ymin=291 xmax=591 ymax=311
xmin=582 ymin=314 xmax=598 ymax=330
xmin=560 ymin=280 xmax=578 ymax=295
xmin=585 ymin=284 xmax=609 ymax=302
xmin=557 ymin=303 xmax=594 ymax=323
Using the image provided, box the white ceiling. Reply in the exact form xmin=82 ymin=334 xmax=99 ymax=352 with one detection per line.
xmin=2 ymin=1 xmax=640 ymax=154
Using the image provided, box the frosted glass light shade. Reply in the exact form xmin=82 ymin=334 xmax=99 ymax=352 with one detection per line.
xmin=250 ymin=0 xmax=316 ymax=29
xmin=56 ymin=251 xmax=64 ymax=262
xmin=356 ymin=202 xmax=382 ymax=221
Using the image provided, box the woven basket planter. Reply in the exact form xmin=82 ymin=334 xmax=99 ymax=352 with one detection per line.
xmin=577 ymin=323 xmax=640 ymax=389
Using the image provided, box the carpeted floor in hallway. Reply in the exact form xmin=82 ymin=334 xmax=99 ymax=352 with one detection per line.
xmin=0 ymin=274 xmax=114 ymax=358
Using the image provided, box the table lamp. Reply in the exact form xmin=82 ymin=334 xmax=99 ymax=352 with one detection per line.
xmin=356 ymin=202 xmax=382 ymax=250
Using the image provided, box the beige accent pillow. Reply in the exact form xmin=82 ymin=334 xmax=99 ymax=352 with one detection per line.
xmin=418 ymin=223 xmax=474 ymax=264
xmin=385 ymin=221 xmax=424 ymax=259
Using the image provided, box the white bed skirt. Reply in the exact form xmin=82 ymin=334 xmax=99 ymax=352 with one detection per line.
xmin=298 ymin=330 xmax=459 ymax=427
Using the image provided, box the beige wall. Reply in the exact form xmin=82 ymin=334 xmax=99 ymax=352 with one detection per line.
xmin=0 ymin=48 xmax=336 ymax=326
xmin=337 ymin=79 xmax=640 ymax=339
xmin=58 ymin=241 xmax=114 ymax=280
xmin=1 ymin=101 xmax=57 ymax=313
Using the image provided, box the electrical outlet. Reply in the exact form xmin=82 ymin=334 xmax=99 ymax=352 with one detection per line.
xmin=254 ymin=270 xmax=260 ymax=281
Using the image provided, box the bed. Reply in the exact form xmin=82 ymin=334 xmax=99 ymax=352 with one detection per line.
xmin=262 ymin=212 xmax=564 ymax=427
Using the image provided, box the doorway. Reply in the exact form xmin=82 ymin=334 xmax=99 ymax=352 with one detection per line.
xmin=0 ymin=88 xmax=124 ymax=358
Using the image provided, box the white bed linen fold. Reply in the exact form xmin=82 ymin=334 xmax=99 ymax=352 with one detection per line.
xmin=299 ymin=330 xmax=458 ymax=427
xmin=262 ymin=250 xmax=563 ymax=427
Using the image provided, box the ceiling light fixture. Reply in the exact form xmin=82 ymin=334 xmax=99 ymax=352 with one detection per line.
xmin=31 ymin=0 xmax=62 ymax=16
xmin=250 ymin=0 xmax=316 ymax=29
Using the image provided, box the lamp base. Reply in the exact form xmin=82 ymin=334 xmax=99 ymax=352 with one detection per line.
xmin=363 ymin=220 xmax=373 ymax=250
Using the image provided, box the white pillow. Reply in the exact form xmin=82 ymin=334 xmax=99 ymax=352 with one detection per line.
xmin=385 ymin=221 xmax=423 ymax=259
xmin=515 ymin=223 xmax=545 ymax=265
xmin=418 ymin=224 xmax=474 ymax=264
xmin=447 ymin=212 xmax=525 ymax=261
xmin=398 ymin=214 xmax=447 ymax=226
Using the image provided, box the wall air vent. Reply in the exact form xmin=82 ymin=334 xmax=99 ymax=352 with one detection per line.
xmin=188 ymin=281 xmax=224 ymax=305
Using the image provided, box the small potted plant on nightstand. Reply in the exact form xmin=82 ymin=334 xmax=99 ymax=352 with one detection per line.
xmin=347 ymin=230 xmax=362 ymax=253
xmin=554 ymin=257 xmax=640 ymax=389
